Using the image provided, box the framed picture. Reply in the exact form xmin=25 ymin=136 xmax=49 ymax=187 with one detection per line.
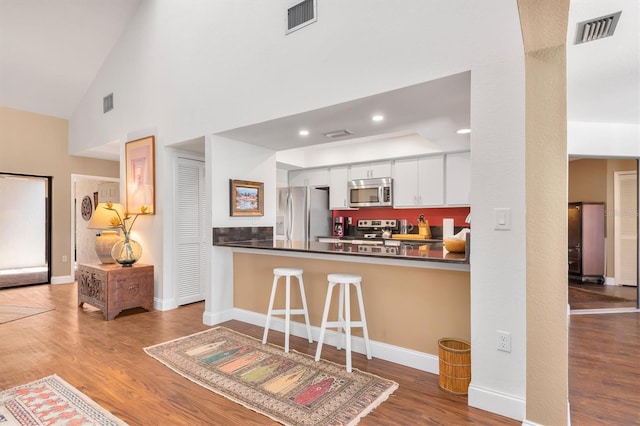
xmin=230 ymin=179 xmax=264 ymax=217
xmin=125 ymin=135 xmax=155 ymax=215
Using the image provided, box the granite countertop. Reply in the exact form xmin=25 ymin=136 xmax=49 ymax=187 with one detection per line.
xmin=214 ymin=239 xmax=469 ymax=264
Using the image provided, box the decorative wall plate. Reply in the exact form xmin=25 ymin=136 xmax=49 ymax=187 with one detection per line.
xmin=81 ymin=195 xmax=93 ymax=221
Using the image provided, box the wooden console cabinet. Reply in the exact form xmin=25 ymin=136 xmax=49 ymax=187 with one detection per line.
xmin=77 ymin=263 xmax=154 ymax=320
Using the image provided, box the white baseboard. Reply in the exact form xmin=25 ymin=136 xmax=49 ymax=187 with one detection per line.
xmin=604 ymin=276 xmax=615 ymax=285
xmin=51 ymin=275 xmax=73 ymax=284
xmin=229 ymin=308 xmax=440 ymax=374
xmin=154 ymin=297 xmax=178 ymax=311
xmin=468 ymin=384 xmax=525 ymax=421
xmin=203 ymin=308 xmax=235 ymax=326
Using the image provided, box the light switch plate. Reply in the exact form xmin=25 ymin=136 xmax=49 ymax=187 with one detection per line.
xmin=494 ymin=208 xmax=511 ymax=230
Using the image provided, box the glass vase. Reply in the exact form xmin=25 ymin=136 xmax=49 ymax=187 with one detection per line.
xmin=111 ymin=238 xmax=142 ymax=267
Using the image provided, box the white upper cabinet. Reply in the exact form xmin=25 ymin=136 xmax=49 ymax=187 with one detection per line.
xmin=445 ymin=152 xmax=471 ymax=205
xmin=393 ymin=156 xmax=444 ymax=207
xmin=329 ymin=166 xmax=352 ymax=210
xmin=349 ymin=161 xmax=392 ymax=180
xmin=289 ymin=167 xmax=329 ymax=187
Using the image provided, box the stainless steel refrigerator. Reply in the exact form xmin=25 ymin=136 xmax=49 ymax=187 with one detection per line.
xmin=276 ymin=186 xmax=331 ymax=242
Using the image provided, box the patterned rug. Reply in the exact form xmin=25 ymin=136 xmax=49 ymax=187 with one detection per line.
xmin=0 ymin=305 xmax=54 ymax=324
xmin=0 ymin=375 xmax=127 ymax=425
xmin=145 ymin=326 xmax=398 ymax=426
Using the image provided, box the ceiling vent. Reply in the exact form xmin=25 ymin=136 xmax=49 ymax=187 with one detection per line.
xmin=286 ymin=0 xmax=317 ymax=34
xmin=103 ymin=93 xmax=113 ymax=113
xmin=323 ymin=129 xmax=352 ymax=138
xmin=574 ymin=11 xmax=622 ymax=44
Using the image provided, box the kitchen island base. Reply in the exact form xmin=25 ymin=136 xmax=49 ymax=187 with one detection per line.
xmin=231 ymin=252 xmax=470 ymax=370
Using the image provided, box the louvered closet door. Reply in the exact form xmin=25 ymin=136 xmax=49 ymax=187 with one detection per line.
xmin=176 ymin=157 xmax=206 ymax=304
xmin=614 ymin=171 xmax=638 ymax=287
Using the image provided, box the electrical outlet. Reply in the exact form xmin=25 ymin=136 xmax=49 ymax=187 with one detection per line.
xmin=62 ymin=255 xmax=68 ymax=263
xmin=497 ymin=330 xmax=511 ymax=352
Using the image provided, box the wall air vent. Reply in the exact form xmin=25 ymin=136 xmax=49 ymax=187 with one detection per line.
xmin=103 ymin=93 xmax=114 ymax=113
xmin=574 ymin=11 xmax=622 ymax=44
xmin=286 ymin=0 xmax=316 ymax=34
xmin=323 ymin=130 xmax=352 ymax=138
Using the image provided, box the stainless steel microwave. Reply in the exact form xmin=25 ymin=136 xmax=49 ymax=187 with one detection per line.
xmin=348 ymin=177 xmax=393 ymax=208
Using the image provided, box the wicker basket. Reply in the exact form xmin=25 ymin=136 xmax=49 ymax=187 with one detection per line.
xmin=438 ymin=338 xmax=471 ymax=395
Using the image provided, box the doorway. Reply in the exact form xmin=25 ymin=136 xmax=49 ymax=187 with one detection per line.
xmin=72 ymin=175 xmax=120 ymax=269
xmin=567 ymin=158 xmax=639 ymax=311
xmin=0 ymin=173 xmax=52 ymax=288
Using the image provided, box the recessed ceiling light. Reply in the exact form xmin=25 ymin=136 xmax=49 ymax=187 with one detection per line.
xmin=299 ymin=129 xmax=309 ymax=136
xmin=372 ymin=114 xmax=384 ymax=122
xmin=456 ymin=128 xmax=471 ymax=134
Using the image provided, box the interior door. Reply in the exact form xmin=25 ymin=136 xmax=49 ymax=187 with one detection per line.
xmin=175 ymin=156 xmax=206 ymax=305
xmin=614 ymin=171 xmax=638 ymax=286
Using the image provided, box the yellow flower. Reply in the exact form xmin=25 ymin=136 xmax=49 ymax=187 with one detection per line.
xmin=103 ymin=201 xmax=148 ymax=240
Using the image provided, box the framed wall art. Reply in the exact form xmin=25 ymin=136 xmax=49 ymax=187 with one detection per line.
xmin=230 ymin=179 xmax=264 ymax=217
xmin=125 ymin=135 xmax=155 ymax=215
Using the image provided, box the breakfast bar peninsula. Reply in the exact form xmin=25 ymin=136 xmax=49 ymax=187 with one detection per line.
xmin=214 ymin=228 xmax=470 ymax=374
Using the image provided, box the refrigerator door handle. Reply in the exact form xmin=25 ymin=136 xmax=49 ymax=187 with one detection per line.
xmin=286 ymin=192 xmax=293 ymax=241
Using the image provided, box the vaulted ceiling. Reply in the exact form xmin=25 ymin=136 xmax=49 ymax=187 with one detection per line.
xmin=0 ymin=0 xmax=637 ymax=159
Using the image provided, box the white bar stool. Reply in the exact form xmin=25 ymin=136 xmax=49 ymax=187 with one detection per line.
xmin=262 ymin=267 xmax=313 ymax=353
xmin=315 ymin=273 xmax=372 ymax=372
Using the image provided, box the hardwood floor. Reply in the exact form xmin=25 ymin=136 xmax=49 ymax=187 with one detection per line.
xmin=568 ymin=312 xmax=640 ymax=425
xmin=569 ymin=282 xmax=638 ymax=310
xmin=0 ymin=283 xmax=637 ymax=425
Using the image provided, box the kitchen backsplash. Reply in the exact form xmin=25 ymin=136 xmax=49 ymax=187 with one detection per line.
xmin=213 ymin=226 xmax=273 ymax=243
xmin=331 ymin=206 xmax=471 ymax=228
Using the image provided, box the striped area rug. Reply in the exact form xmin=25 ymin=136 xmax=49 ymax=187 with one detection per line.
xmin=145 ymin=326 xmax=398 ymax=426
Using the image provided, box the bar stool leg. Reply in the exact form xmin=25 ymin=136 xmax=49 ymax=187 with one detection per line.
xmin=355 ymin=282 xmax=372 ymax=360
xmin=297 ymin=274 xmax=313 ymax=343
xmin=344 ymin=283 xmax=352 ymax=372
xmin=262 ymin=273 xmax=279 ymax=345
xmin=284 ymin=275 xmax=291 ymax=352
xmin=315 ymin=281 xmax=336 ymax=362
xmin=336 ymin=282 xmax=345 ymax=350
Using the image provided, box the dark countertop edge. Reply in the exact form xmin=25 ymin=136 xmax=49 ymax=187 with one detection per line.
xmin=213 ymin=240 xmax=470 ymax=265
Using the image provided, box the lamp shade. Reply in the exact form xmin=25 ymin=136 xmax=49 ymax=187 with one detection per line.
xmin=87 ymin=202 xmax=125 ymax=264
xmin=87 ymin=203 xmax=125 ymax=229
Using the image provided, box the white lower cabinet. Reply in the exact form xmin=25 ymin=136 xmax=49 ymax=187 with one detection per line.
xmin=393 ymin=156 xmax=444 ymax=207
xmin=329 ymin=166 xmax=351 ymax=210
xmin=445 ymin=152 xmax=471 ymax=205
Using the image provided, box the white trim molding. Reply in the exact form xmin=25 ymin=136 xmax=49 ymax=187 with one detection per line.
xmin=468 ymin=384 xmax=525 ymax=422
xmin=230 ymin=308 xmax=440 ymax=374
xmin=51 ymin=275 xmax=74 ymax=284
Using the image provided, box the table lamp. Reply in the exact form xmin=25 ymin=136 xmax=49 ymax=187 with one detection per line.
xmin=87 ymin=202 xmax=125 ymax=263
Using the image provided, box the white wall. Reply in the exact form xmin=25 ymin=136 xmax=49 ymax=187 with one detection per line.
xmin=206 ymin=136 xmax=277 ymax=324
xmin=68 ymin=0 xmax=530 ymax=419
xmin=568 ymin=122 xmax=640 ymax=157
